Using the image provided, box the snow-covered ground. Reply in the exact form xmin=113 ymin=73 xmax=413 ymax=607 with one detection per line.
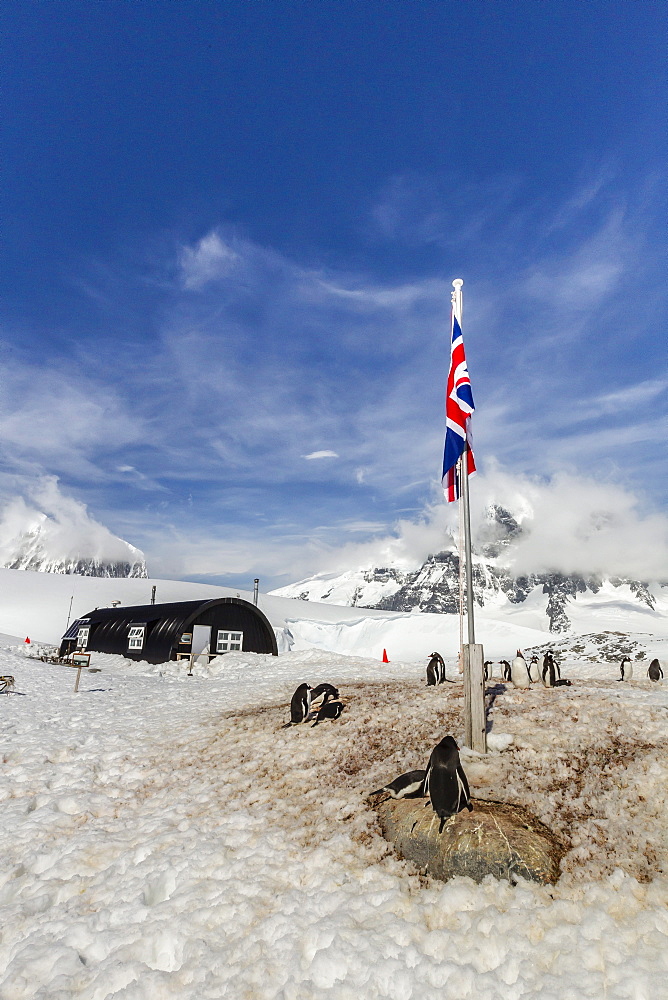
xmin=1 ymin=641 xmax=667 ymax=998
xmin=6 ymin=567 xmax=668 ymax=663
xmin=0 ymin=567 xmax=554 ymax=660
xmin=1 ymin=570 xmax=668 ymax=998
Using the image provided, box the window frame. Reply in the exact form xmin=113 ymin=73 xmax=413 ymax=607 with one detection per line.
xmin=127 ymin=624 xmax=146 ymax=651
xmin=216 ymin=630 xmax=243 ymax=654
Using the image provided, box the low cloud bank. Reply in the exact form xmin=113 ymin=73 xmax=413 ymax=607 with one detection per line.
xmin=315 ymin=469 xmax=668 ymax=582
xmin=2 ymin=470 xmax=665 ymax=588
xmin=0 ymin=478 xmax=146 ymax=568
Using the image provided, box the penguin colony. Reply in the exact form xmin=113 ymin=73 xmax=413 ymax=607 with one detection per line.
xmin=486 ymin=650 xmax=573 ymax=688
xmin=370 ymin=735 xmax=472 ymax=832
xmin=285 ymin=649 xmax=662 ymax=839
xmin=284 ymin=682 xmax=344 ymax=728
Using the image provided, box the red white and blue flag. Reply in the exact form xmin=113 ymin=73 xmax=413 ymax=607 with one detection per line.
xmin=441 ymin=309 xmax=475 ymax=502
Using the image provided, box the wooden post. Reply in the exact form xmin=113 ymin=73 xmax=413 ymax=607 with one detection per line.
xmin=71 ymin=651 xmax=90 ymax=692
xmin=463 ymin=643 xmax=487 ymax=753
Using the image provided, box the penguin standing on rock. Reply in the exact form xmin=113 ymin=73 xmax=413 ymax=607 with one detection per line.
xmin=369 ymin=769 xmax=427 ymax=799
xmin=648 ymin=659 xmax=663 ymax=682
xmin=424 ymin=736 xmax=473 ymax=832
xmin=284 ymin=683 xmax=311 ymax=726
xmin=500 ymin=660 xmax=511 ymax=682
xmin=484 ymin=660 xmax=493 ymax=682
xmin=619 ymin=657 xmax=633 ymax=682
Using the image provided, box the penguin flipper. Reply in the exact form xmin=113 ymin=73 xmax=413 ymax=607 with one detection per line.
xmin=456 ymin=763 xmax=471 ymax=804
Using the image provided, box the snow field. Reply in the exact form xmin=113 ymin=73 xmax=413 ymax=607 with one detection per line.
xmin=1 ymin=646 xmax=667 ymax=999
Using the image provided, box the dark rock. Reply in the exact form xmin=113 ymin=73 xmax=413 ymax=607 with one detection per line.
xmin=374 ymin=797 xmax=563 ymax=885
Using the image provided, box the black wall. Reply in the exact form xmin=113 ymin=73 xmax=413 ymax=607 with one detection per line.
xmin=60 ymin=598 xmax=278 ymax=663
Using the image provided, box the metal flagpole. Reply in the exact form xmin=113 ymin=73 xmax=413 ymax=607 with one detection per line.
xmin=452 ymin=278 xmax=486 ymax=753
xmin=457 ymin=456 xmax=465 ymax=673
xmin=460 ymin=448 xmax=476 ymax=646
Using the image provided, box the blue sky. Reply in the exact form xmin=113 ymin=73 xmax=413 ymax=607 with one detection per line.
xmin=1 ymin=1 xmax=666 ymax=588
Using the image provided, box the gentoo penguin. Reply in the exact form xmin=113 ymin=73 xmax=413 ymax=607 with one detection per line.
xmin=542 ymin=652 xmax=556 ymax=688
xmin=484 ymin=660 xmax=493 ymax=682
xmin=619 ymin=657 xmax=633 ymax=682
xmin=511 ymin=650 xmax=530 ymax=688
xmin=427 ymin=652 xmax=446 ymax=685
xmin=287 ymin=683 xmax=311 ymax=724
xmin=369 ymin=769 xmax=427 ymax=799
xmin=648 ymin=659 xmax=663 ymax=682
xmin=528 ymin=655 xmax=540 ymax=683
xmin=500 ymin=660 xmax=512 ymax=682
xmin=424 ymin=736 xmax=473 ymax=831
xmin=311 ymin=700 xmax=344 ymax=726
xmin=310 ymin=682 xmax=339 ymax=704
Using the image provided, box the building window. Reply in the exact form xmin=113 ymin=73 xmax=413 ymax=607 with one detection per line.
xmin=76 ymin=626 xmax=90 ymax=649
xmin=128 ymin=625 xmax=146 ymax=650
xmin=216 ymin=630 xmax=243 ymax=653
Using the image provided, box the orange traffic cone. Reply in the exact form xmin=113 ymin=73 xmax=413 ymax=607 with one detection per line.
xmin=382 ymin=648 xmax=389 ymax=663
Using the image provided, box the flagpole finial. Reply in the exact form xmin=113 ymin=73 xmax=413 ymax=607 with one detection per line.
xmin=451 ymin=278 xmax=464 ymax=318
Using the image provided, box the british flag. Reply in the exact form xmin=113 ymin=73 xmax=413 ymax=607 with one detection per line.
xmin=441 ymin=310 xmax=475 ymax=502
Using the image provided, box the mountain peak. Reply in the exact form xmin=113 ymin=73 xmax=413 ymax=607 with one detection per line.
xmin=0 ymin=487 xmax=147 ymax=579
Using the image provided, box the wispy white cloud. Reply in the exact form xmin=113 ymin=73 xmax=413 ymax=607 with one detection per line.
xmin=0 ymin=354 xmax=146 ymax=481
xmin=272 ymin=467 xmax=668 ymax=582
xmin=585 ymin=378 xmax=668 ymax=419
xmin=179 ymin=231 xmax=239 ymax=289
xmin=522 ymin=210 xmax=626 ymax=311
xmin=0 ymin=162 xmax=664 ymax=586
xmin=0 ymin=477 xmax=145 ymax=566
xmin=315 ymin=276 xmax=448 ymax=310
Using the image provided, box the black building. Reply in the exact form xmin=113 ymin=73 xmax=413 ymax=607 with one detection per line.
xmin=59 ymin=597 xmax=278 ymax=664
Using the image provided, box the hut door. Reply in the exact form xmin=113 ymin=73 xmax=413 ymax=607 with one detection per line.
xmin=191 ymin=624 xmax=211 ymax=664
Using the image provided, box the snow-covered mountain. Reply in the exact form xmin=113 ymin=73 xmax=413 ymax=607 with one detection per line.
xmin=271 ymin=505 xmax=666 ymax=634
xmin=0 ymin=487 xmax=147 ymax=579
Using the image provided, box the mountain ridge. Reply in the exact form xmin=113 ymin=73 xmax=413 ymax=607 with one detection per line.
xmin=0 ymin=508 xmax=147 ymax=579
xmin=270 ymin=505 xmax=663 ymax=633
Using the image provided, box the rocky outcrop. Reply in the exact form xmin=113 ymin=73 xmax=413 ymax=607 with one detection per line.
xmin=374 ymin=797 xmax=563 ymax=885
xmin=3 ymin=555 xmax=148 ymax=578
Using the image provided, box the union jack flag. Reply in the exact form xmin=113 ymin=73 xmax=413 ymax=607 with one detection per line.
xmin=441 ymin=310 xmax=475 ymax=502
